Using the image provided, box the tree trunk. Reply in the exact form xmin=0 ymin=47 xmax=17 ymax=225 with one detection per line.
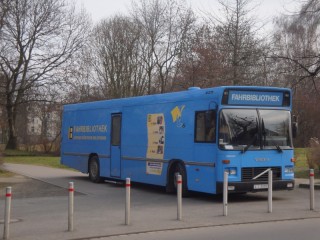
xmin=6 ymin=134 xmax=17 ymax=150
xmin=5 ymin=104 xmax=18 ymax=150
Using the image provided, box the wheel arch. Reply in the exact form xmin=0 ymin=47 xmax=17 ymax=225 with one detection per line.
xmin=166 ymin=159 xmax=188 ymax=192
xmin=87 ymin=153 xmax=99 ymax=173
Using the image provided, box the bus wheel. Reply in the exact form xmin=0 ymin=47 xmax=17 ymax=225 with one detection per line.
xmin=89 ymin=156 xmax=102 ymax=183
xmin=173 ymin=163 xmax=189 ymax=197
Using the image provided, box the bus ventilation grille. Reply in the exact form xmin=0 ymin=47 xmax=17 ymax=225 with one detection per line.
xmin=241 ymin=167 xmax=281 ymax=182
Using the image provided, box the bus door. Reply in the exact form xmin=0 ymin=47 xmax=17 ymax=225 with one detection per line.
xmin=193 ymin=110 xmax=217 ymax=192
xmin=110 ymin=113 xmax=122 ymax=177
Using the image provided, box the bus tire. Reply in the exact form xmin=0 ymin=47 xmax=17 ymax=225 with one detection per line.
xmin=167 ymin=162 xmax=189 ymax=197
xmin=88 ymin=156 xmax=102 ymax=183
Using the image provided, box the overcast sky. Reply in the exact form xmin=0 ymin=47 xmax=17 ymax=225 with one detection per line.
xmin=77 ymin=0 xmax=301 ymax=32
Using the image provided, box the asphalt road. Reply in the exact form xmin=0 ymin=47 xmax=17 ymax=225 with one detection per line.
xmin=1 ymin=163 xmax=320 ymax=240
xmin=95 ymin=218 xmax=320 ymax=240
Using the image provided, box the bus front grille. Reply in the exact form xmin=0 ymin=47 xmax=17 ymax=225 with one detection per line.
xmin=241 ymin=167 xmax=282 ymax=181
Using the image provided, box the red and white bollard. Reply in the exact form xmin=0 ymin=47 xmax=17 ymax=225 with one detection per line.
xmin=268 ymin=170 xmax=273 ymax=213
xmin=125 ymin=178 xmax=131 ymax=225
xmin=68 ymin=182 xmax=74 ymax=232
xmin=177 ymin=174 xmax=182 ymax=220
xmin=310 ymin=169 xmax=315 ymax=210
xmin=223 ymin=171 xmax=228 ymax=216
xmin=3 ymin=186 xmax=12 ymax=240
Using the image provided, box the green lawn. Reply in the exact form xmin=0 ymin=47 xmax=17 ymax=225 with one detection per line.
xmin=3 ymin=155 xmax=68 ymax=169
xmin=3 ymin=149 xmax=39 ymax=156
xmin=294 ymin=148 xmax=320 ymax=179
xmin=1 ymin=149 xmax=70 ymax=170
xmin=294 ymin=148 xmax=308 ymax=168
xmin=0 ymin=169 xmax=15 ymax=177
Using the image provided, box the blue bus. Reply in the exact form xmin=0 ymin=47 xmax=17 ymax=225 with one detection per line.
xmin=61 ymin=86 xmax=296 ymax=195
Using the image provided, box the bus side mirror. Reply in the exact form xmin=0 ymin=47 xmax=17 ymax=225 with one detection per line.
xmin=292 ymin=115 xmax=298 ymax=138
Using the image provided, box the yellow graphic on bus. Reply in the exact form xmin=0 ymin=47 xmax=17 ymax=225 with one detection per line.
xmin=68 ymin=127 xmax=73 ymax=139
xmin=171 ymin=105 xmax=186 ymax=128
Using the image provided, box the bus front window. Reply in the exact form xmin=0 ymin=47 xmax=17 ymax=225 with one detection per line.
xmin=260 ymin=110 xmax=292 ymax=150
xmin=219 ymin=109 xmax=259 ymax=150
xmin=219 ymin=109 xmax=293 ymax=151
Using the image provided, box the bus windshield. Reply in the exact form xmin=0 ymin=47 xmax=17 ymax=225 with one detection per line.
xmin=219 ymin=109 xmax=292 ymax=151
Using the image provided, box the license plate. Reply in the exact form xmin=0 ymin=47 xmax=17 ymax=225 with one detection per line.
xmin=254 ymin=184 xmax=268 ymax=189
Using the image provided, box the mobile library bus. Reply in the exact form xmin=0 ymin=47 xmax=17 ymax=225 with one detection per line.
xmin=61 ymin=86 xmax=296 ymax=195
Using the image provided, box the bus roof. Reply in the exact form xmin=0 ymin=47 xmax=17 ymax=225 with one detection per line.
xmin=63 ymin=86 xmax=291 ymax=111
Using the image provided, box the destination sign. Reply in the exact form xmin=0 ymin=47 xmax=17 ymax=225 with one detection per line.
xmin=227 ymin=90 xmax=283 ymax=106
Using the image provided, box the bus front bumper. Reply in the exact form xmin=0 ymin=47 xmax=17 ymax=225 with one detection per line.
xmin=216 ymin=180 xmax=295 ymax=194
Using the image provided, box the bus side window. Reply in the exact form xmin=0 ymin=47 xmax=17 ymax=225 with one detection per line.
xmin=195 ymin=110 xmax=216 ymax=143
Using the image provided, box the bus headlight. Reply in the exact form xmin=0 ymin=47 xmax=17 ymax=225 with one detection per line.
xmin=285 ymin=166 xmax=294 ymax=174
xmin=225 ymin=167 xmax=237 ymax=175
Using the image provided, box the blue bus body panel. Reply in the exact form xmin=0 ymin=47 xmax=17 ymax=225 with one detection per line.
xmin=216 ymin=150 xmax=294 ymax=182
xmin=61 ymin=86 xmax=294 ymax=194
xmin=61 ymin=109 xmax=110 ymax=174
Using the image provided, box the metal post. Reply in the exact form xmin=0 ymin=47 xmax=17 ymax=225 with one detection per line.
xmin=3 ymin=187 xmax=12 ymax=240
xmin=223 ymin=171 xmax=228 ymax=216
xmin=268 ymin=170 xmax=273 ymax=213
xmin=125 ymin=178 xmax=131 ymax=225
xmin=68 ymin=182 xmax=74 ymax=232
xmin=177 ymin=174 xmax=182 ymax=220
xmin=310 ymin=169 xmax=315 ymax=210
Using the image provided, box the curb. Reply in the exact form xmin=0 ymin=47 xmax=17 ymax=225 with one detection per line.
xmin=299 ymin=183 xmax=320 ymax=190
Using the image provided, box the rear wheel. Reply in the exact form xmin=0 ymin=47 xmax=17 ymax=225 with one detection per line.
xmin=89 ymin=156 xmax=102 ymax=183
xmin=168 ymin=162 xmax=189 ymax=197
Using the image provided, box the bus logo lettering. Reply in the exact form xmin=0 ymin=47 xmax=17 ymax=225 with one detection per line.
xmin=228 ymin=90 xmax=283 ymax=106
xmin=231 ymin=94 xmax=280 ymax=102
xmin=255 ymin=158 xmax=270 ymax=162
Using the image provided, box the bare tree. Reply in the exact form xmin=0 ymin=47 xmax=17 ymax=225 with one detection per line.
xmin=271 ymin=0 xmax=320 ymax=146
xmin=131 ymin=0 xmax=195 ymax=93
xmin=205 ymin=0 xmax=266 ymax=86
xmin=154 ymin=1 xmax=195 ymax=93
xmin=174 ymin=24 xmax=226 ymax=90
xmin=0 ymin=0 xmax=10 ymax=33
xmin=175 ymin=0 xmax=269 ymax=89
xmin=92 ymin=15 xmax=147 ymax=99
xmin=28 ymin=96 xmax=62 ymax=153
xmin=0 ymin=0 xmax=90 ymax=149
xmin=273 ymin=0 xmax=320 ymax=91
xmin=60 ymin=42 xmax=105 ymax=103
xmin=0 ymin=0 xmax=5 ymax=32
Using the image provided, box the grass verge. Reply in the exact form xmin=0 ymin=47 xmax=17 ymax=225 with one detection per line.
xmin=0 ymin=169 xmax=15 ymax=177
xmin=294 ymin=148 xmax=308 ymax=168
xmin=3 ymin=156 xmax=69 ymax=169
xmin=294 ymin=148 xmax=320 ymax=179
xmin=2 ymin=149 xmax=70 ymax=170
xmin=295 ymin=169 xmax=320 ymax=179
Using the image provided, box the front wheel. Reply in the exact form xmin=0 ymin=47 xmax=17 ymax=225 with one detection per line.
xmin=88 ymin=156 xmax=103 ymax=183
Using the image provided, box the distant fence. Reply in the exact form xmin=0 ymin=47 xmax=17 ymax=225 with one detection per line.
xmin=0 ymin=129 xmax=9 ymax=145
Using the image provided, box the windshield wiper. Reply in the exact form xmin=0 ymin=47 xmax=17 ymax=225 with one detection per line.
xmin=261 ymin=119 xmax=282 ymax=153
xmin=275 ymin=144 xmax=283 ymax=153
xmin=266 ymin=135 xmax=283 ymax=153
xmin=242 ymin=119 xmax=259 ymax=154
xmin=241 ymin=134 xmax=257 ymax=154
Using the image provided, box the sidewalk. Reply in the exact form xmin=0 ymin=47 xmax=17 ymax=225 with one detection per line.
xmin=1 ymin=163 xmax=320 ymax=240
xmin=1 ymin=163 xmax=92 ymax=194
